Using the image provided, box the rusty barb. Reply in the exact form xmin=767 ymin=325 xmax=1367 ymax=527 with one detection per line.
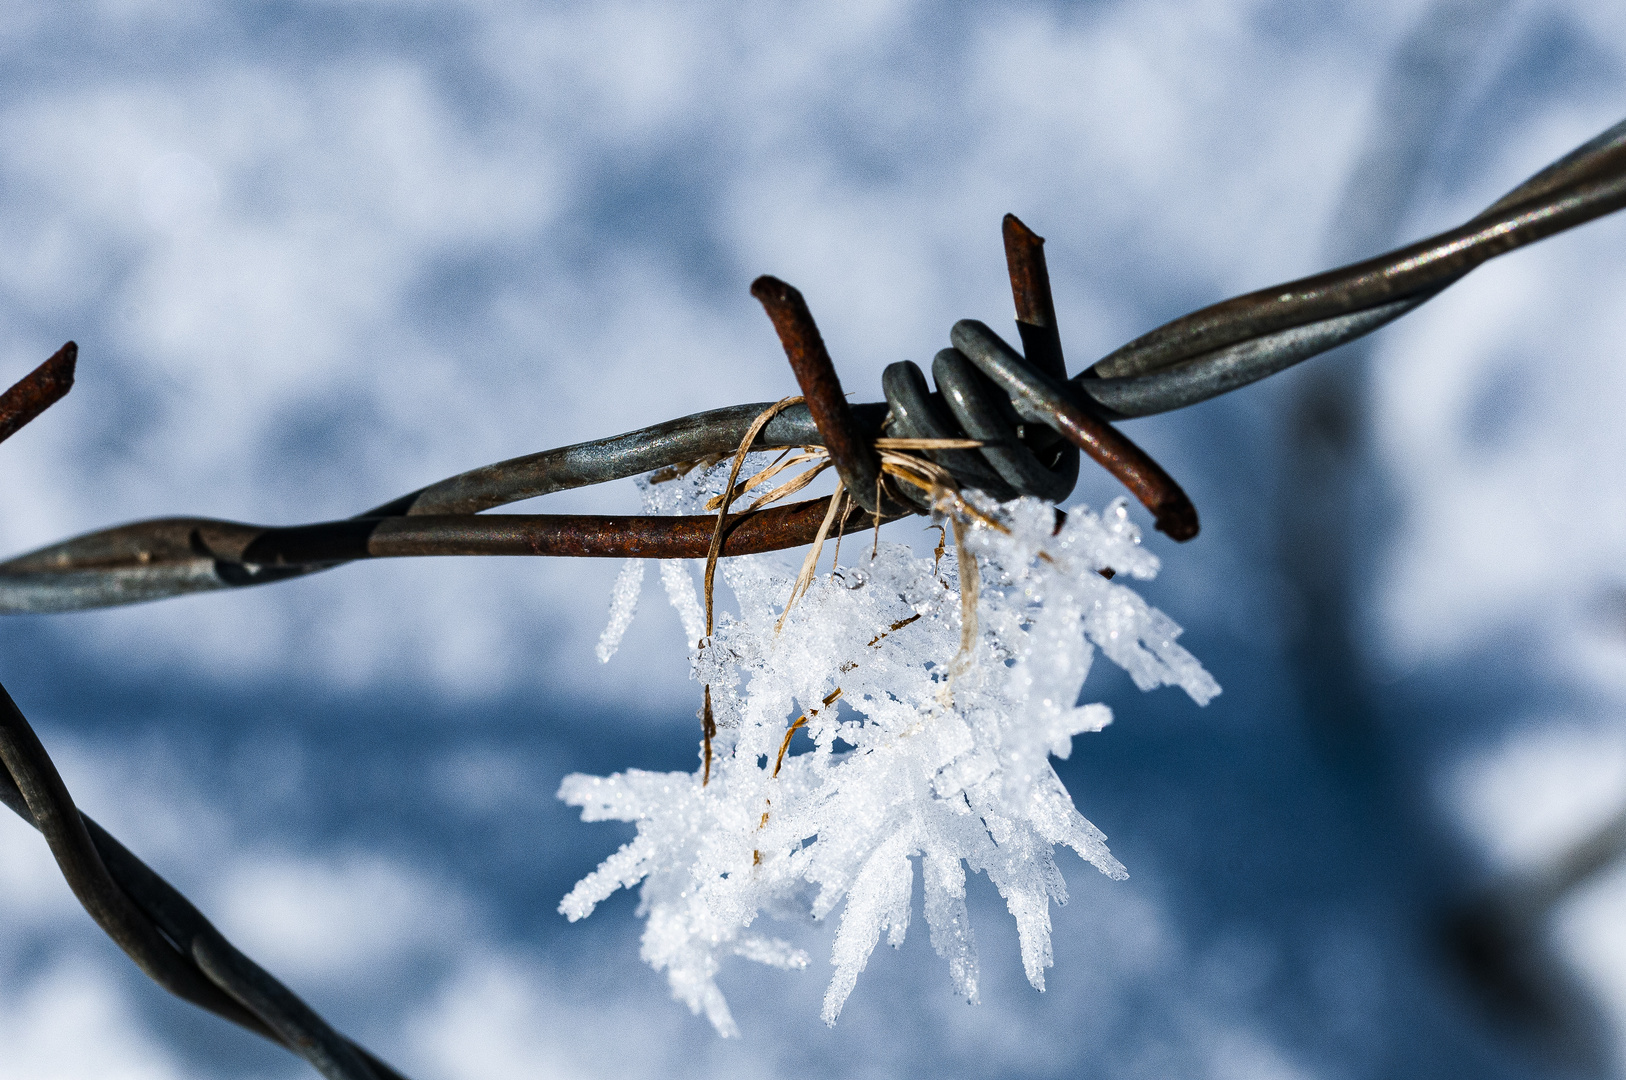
xmin=0 ymin=114 xmax=1620 ymax=1080
xmin=751 ymin=276 xmax=892 ymax=516
xmin=0 ymin=341 xmax=74 ymax=444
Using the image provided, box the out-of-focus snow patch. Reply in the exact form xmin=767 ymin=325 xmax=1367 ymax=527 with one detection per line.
xmin=403 ymin=882 xmax=1306 ymax=1080
xmin=1556 ymin=587 xmax=1626 ymax=700
xmin=0 ymin=960 xmax=194 ymax=1080
xmin=406 ymin=955 xmax=692 ymax=1080
xmin=1557 ymin=859 xmax=1626 ymax=1062
xmin=209 ymin=851 xmax=470 ymax=985
xmin=0 ymin=804 xmax=76 ymax=925
xmin=431 ymin=745 xmax=540 ymax=815
xmin=35 ymin=732 xmax=241 ymax=877
xmin=1373 ymin=107 xmax=1626 ymax=668
xmin=1204 ymin=1028 xmax=1318 ymax=1080
xmin=1444 ymin=722 xmax=1626 ymax=875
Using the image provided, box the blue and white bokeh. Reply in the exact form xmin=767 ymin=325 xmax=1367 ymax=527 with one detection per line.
xmin=0 ymin=3 xmax=1624 ymax=1078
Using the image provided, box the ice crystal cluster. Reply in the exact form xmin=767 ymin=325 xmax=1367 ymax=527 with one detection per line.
xmin=569 ymin=456 xmax=1219 ymax=1035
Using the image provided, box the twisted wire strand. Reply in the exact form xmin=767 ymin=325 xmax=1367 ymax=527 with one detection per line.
xmin=1080 ymin=115 xmax=1626 ymax=417
xmin=0 ymin=683 xmax=406 ymax=1080
xmin=0 ymin=360 xmax=405 ymax=1080
xmin=2 ymin=116 xmax=1621 ymax=617
xmin=0 ymin=208 xmax=1182 ymax=613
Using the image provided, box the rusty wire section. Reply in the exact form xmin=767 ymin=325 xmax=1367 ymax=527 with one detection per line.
xmin=0 ymin=115 xmax=1619 ymax=1079
xmin=0 ymin=341 xmax=74 ymax=444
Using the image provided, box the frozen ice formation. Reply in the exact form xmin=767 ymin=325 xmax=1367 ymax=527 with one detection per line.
xmin=594 ymin=557 xmax=646 ymax=662
xmin=567 ymin=457 xmax=1218 ymax=1035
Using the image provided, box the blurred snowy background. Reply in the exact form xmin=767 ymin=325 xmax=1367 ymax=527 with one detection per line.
xmin=0 ymin=1 xmax=1623 ymax=1077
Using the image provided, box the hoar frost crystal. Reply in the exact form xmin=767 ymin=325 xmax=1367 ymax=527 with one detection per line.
xmin=567 ymin=456 xmax=1218 ymax=1036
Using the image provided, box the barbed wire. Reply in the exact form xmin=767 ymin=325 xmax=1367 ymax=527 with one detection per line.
xmin=0 ymin=113 xmax=1621 ymax=1080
